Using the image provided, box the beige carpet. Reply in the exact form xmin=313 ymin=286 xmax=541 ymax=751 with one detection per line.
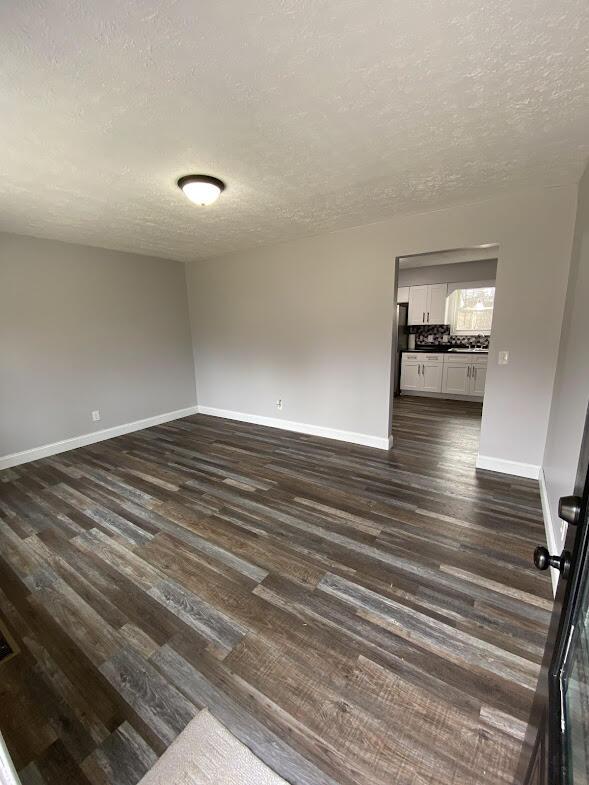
xmin=137 ymin=709 xmax=290 ymax=785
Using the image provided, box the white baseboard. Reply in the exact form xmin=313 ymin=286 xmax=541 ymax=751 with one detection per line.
xmin=197 ymin=405 xmax=392 ymax=450
xmin=0 ymin=406 xmax=199 ymax=471
xmin=0 ymin=403 xmax=392 ymax=473
xmin=475 ymin=454 xmax=541 ymax=480
xmin=539 ymin=467 xmax=559 ymax=596
xmin=400 ymin=391 xmax=482 ymax=402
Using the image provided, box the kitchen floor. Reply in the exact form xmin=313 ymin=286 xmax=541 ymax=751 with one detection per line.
xmin=0 ymin=398 xmax=551 ymax=785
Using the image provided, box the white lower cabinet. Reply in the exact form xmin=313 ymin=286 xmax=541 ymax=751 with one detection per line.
xmin=400 ymin=353 xmax=444 ymax=393
xmin=401 ymin=353 xmax=487 ymax=399
xmin=441 ymin=362 xmax=470 ymax=395
xmin=422 ymin=361 xmax=443 ymax=392
xmin=400 ymin=361 xmax=421 ymax=391
xmin=470 ymin=363 xmax=487 ymax=396
xmin=441 ymin=355 xmax=487 ymax=397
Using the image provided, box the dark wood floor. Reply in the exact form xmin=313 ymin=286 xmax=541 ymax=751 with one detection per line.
xmin=0 ymin=396 xmax=552 ymax=785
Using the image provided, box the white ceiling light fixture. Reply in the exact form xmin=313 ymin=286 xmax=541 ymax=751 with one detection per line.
xmin=177 ymin=174 xmax=225 ymax=206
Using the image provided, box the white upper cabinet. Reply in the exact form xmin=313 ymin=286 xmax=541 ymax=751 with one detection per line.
xmin=397 ymin=286 xmax=410 ymax=303
xmin=427 ymin=284 xmax=447 ymax=325
xmin=407 ymin=286 xmax=429 ymax=325
xmin=407 ymin=284 xmax=448 ymax=325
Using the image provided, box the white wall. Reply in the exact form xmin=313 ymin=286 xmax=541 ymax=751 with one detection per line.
xmin=187 ymin=185 xmax=577 ymax=472
xmin=398 ymin=258 xmax=497 ymax=288
xmin=188 ymin=226 xmax=395 ymax=446
xmin=542 ymin=162 xmax=589 ymax=553
xmin=0 ymin=233 xmax=197 ymax=461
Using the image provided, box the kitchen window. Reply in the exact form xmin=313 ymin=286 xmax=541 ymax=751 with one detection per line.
xmin=446 ymin=284 xmax=495 ymax=335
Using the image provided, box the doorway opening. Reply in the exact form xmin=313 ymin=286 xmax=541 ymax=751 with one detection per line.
xmin=391 ymin=246 xmax=498 ymax=465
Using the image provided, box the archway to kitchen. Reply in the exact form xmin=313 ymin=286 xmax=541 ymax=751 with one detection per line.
xmin=389 ymin=245 xmax=499 ymax=469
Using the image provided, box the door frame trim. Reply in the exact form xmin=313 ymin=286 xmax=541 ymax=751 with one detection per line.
xmin=539 ymin=467 xmax=561 ymax=596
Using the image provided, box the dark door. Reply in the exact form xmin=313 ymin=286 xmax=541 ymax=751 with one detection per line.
xmin=518 ymin=406 xmax=589 ymax=784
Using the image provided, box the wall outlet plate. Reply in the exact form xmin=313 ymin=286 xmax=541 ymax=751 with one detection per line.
xmin=92 ymin=410 xmax=101 ymax=422
xmin=276 ymin=399 xmax=283 ymax=410
xmin=498 ymin=350 xmax=509 ymax=365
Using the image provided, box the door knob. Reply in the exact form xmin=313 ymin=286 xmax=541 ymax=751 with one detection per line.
xmin=534 ymin=546 xmax=571 ymax=578
xmin=559 ymin=495 xmax=582 ymax=526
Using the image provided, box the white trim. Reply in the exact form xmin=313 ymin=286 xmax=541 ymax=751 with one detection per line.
xmin=197 ymin=405 xmax=391 ymax=450
xmin=475 ymin=454 xmax=540 ymax=480
xmin=0 ymin=732 xmax=21 ymax=785
xmin=400 ymin=390 xmax=482 ymax=402
xmin=0 ymin=403 xmax=392 ymax=472
xmin=539 ymin=467 xmax=559 ymax=596
xmin=0 ymin=406 xmax=199 ymax=471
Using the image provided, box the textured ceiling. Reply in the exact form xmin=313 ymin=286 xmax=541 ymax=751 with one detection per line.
xmin=1 ymin=0 xmax=588 ymax=262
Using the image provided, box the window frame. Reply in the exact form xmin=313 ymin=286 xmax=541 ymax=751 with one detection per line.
xmin=446 ymin=280 xmax=496 ymax=336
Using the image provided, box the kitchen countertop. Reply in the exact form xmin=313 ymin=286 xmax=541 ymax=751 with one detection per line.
xmin=402 ymin=348 xmax=489 ymax=354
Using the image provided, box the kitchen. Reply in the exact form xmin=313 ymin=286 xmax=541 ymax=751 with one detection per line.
xmin=393 ymin=249 xmax=498 ymax=403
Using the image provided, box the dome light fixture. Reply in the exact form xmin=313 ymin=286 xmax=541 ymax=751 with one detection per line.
xmin=177 ymin=174 xmax=225 ymax=206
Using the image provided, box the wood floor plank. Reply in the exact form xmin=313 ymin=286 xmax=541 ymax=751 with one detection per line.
xmin=99 ymin=648 xmax=197 ymax=747
xmin=81 ymin=722 xmax=158 ymax=785
xmin=0 ymin=396 xmax=552 ymax=784
xmin=150 ymin=643 xmax=347 ymax=785
xmin=147 ymin=578 xmax=246 ymax=655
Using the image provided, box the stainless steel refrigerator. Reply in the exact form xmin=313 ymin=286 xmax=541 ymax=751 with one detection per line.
xmin=393 ymin=302 xmax=408 ymax=396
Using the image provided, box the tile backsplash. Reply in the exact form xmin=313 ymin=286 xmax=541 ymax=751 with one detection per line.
xmin=408 ymin=324 xmax=490 ymax=348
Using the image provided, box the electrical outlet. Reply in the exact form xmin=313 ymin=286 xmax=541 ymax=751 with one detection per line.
xmin=276 ymin=399 xmax=283 ymax=410
xmin=498 ymin=350 xmax=509 ymax=365
xmin=92 ymin=410 xmax=101 ymax=422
